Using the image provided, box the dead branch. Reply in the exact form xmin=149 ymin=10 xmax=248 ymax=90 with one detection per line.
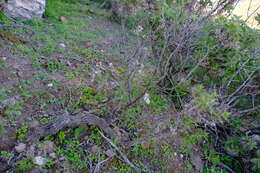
xmin=26 ymin=111 xmax=118 ymax=143
xmin=98 ymin=131 xmax=141 ymax=172
xmin=231 ymin=105 xmax=260 ymax=118
xmin=93 ymin=156 xmax=113 ymax=173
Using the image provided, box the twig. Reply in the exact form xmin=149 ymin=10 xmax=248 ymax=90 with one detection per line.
xmin=231 ymin=105 xmax=260 ymax=117
xmin=93 ymin=156 xmax=112 ymax=173
xmin=98 ymin=131 xmax=141 ymax=172
xmin=245 ymin=4 xmax=260 ymax=23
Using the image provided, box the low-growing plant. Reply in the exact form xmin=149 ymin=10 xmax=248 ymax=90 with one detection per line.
xmin=16 ymin=125 xmax=29 ymax=140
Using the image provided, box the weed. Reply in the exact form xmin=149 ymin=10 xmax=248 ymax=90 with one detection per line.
xmin=0 ymin=89 xmax=9 ymax=101
xmin=0 ymin=59 xmax=5 ymax=69
xmin=251 ymin=150 xmax=260 ymax=172
xmin=73 ymin=125 xmax=87 ymax=139
xmin=16 ymin=157 xmax=33 ymax=171
xmin=0 ymin=151 xmax=11 ymax=158
xmin=16 ymin=125 xmax=29 ymax=140
xmin=76 ymin=47 xmax=103 ymax=59
xmin=89 ymin=125 xmax=103 ymax=145
xmin=44 ymin=158 xmax=55 ymax=168
xmin=55 ymin=139 xmax=85 ymax=169
xmin=80 ymin=87 xmax=106 ymax=108
xmin=39 ymin=118 xmax=51 ymax=125
xmin=4 ymin=103 xmax=23 ymax=117
xmin=46 ymin=60 xmax=65 ymax=72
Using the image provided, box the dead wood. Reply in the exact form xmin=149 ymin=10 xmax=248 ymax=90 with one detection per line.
xmin=26 ymin=111 xmax=118 ymax=143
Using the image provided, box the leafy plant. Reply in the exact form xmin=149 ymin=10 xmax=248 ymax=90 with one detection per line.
xmin=16 ymin=125 xmax=29 ymax=140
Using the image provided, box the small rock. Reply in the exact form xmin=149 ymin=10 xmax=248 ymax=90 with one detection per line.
xmin=59 ymin=16 xmax=68 ymax=23
xmin=144 ymin=93 xmax=150 ymax=104
xmin=49 ymin=153 xmax=56 ymax=159
xmin=34 ymin=156 xmax=45 ymax=166
xmin=58 ymin=43 xmax=66 ymax=49
xmin=108 ymin=63 xmax=113 ymax=67
xmin=15 ymin=143 xmax=26 ymax=153
xmin=105 ymin=149 xmax=115 ymax=157
xmin=47 ymin=83 xmax=53 ymax=87
xmin=42 ymin=114 xmax=49 ymax=117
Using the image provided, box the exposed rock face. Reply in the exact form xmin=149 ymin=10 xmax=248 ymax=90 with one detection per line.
xmin=3 ymin=0 xmax=45 ymax=19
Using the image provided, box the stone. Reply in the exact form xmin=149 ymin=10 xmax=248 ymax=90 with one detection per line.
xmin=58 ymin=43 xmax=66 ymax=49
xmin=49 ymin=153 xmax=56 ymax=159
xmin=15 ymin=143 xmax=26 ymax=153
xmin=1 ymin=57 xmax=7 ymax=61
xmin=59 ymin=16 xmax=68 ymax=23
xmin=47 ymin=83 xmax=53 ymax=87
xmin=3 ymin=0 xmax=46 ymax=20
xmin=34 ymin=156 xmax=45 ymax=166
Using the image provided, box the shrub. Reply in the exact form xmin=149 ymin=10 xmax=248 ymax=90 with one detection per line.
xmin=118 ymin=0 xmax=260 ymax=172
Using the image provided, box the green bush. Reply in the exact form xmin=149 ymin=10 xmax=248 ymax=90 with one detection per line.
xmin=44 ymin=0 xmax=78 ymax=18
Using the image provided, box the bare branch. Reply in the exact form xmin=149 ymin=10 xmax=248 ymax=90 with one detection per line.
xmin=98 ymin=131 xmax=141 ymax=172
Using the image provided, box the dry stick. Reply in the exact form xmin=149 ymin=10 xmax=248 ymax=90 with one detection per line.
xmin=227 ymin=67 xmax=260 ymax=105
xmin=231 ymin=105 xmax=260 ymax=117
xmin=247 ymin=0 xmax=253 ymax=18
xmin=26 ymin=111 xmax=118 ymax=143
xmin=245 ymin=4 xmax=260 ymax=23
xmin=98 ymin=131 xmax=141 ymax=172
xmin=93 ymin=156 xmax=112 ymax=173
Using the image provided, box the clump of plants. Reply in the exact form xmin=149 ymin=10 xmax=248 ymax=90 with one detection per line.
xmin=118 ymin=0 xmax=260 ymax=172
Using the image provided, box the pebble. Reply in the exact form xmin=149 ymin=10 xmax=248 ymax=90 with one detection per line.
xmin=59 ymin=16 xmax=68 ymax=23
xmin=15 ymin=143 xmax=26 ymax=153
xmin=58 ymin=43 xmax=66 ymax=49
xmin=47 ymin=83 xmax=53 ymax=87
xmin=34 ymin=156 xmax=45 ymax=166
xmin=49 ymin=153 xmax=56 ymax=159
